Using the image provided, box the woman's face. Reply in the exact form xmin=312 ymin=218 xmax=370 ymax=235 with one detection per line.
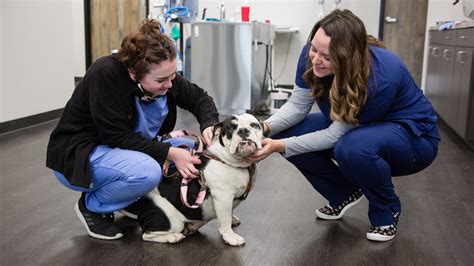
xmin=309 ymin=27 xmax=333 ymax=78
xmin=138 ymin=58 xmax=177 ymax=96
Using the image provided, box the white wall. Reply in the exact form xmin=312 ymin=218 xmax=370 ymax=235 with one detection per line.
xmin=421 ymin=0 xmax=468 ymax=90
xmin=0 ymin=0 xmax=85 ymax=123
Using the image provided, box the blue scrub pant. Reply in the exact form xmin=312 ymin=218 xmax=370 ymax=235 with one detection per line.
xmin=274 ymin=113 xmax=439 ymax=226
xmin=54 ymin=137 xmax=196 ymax=214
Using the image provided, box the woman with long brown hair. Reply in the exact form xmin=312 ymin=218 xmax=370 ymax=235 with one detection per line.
xmin=249 ymin=9 xmax=440 ymax=241
xmin=47 ymin=19 xmax=219 ymax=240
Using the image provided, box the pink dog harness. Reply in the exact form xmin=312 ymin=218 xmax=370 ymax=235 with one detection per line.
xmin=161 ymin=130 xmax=256 ymax=209
xmin=161 ymin=130 xmax=206 ymax=209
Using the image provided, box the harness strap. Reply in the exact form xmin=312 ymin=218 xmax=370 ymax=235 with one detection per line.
xmin=180 ymin=170 xmax=207 ymax=209
xmin=237 ymin=163 xmax=256 ymax=201
xmin=199 ymin=149 xmax=222 ymax=162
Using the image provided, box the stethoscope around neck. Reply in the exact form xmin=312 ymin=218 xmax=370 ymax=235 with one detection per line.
xmin=136 ymin=83 xmax=163 ymax=103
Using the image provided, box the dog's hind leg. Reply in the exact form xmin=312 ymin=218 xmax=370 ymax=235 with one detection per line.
xmin=140 ymin=190 xmax=187 ymax=243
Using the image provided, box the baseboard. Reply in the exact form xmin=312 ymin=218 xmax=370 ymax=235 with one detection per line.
xmin=437 ymin=116 xmax=474 ymax=151
xmin=0 ymin=108 xmax=63 ymax=134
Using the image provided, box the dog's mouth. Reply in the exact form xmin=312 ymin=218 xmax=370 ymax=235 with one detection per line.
xmin=236 ymin=139 xmax=257 ymax=156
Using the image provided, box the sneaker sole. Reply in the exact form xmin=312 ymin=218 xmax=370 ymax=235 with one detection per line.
xmin=315 ymin=196 xmax=363 ymax=220
xmin=366 ymin=232 xmax=395 ymax=242
xmin=74 ymin=202 xmax=123 ymax=240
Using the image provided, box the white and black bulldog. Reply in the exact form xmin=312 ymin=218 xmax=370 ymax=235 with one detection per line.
xmin=133 ymin=114 xmax=263 ymax=246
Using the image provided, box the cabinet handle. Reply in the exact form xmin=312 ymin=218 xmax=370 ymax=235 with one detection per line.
xmin=459 ymin=35 xmax=467 ymax=39
xmin=443 ymin=49 xmax=451 ymax=61
xmin=445 ymin=36 xmax=451 ymax=40
xmin=432 ymin=47 xmax=439 ymax=57
xmin=457 ymin=51 xmax=467 ymax=64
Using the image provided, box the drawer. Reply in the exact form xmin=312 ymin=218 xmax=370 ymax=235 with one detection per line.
xmin=437 ymin=30 xmax=457 ymax=45
xmin=455 ymin=27 xmax=474 ymax=47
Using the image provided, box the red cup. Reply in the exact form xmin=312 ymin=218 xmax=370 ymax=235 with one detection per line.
xmin=241 ymin=6 xmax=250 ymax=22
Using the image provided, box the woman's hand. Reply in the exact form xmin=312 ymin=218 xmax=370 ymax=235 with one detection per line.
xmin=201 ymin=126 xmax=214 ymax=146
xmin=247 ymin=138 xmax=285 ymax=163
xmin=167 ymin=147 xmax=201 ymax=179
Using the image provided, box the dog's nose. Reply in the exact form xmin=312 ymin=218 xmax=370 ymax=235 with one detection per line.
xmin=237 ymin=128 xmax=250 ymax=138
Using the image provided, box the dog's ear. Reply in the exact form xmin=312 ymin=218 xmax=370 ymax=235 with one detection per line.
xmin=217 ymin=116 xmax=237 ymax=147
xmin=212 ymin=122 xmax=225 ymax=147
xmin=257 ymin=118 xmax=270 ymax=138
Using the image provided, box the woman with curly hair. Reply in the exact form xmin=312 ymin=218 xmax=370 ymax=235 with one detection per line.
xmin=47 ymin=19 xmax=219 ymax=240
xmin=249 ymin=9 xmax=440 ymax=241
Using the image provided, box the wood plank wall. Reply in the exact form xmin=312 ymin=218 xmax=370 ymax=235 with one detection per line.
xmin=90 ymin=0 xmax=146 ymax=63
xmin=383 ymin=0 xmax=428 ymax=86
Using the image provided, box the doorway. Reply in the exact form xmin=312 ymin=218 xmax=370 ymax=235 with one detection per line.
xmin=381 ymin=0 xmax=429 ymax=86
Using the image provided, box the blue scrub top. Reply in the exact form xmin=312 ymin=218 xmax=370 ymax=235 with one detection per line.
xmin=295 ymin=43 xmax=440 ymax=140
xmin=134 ymin=96 xmax=169 ymax=140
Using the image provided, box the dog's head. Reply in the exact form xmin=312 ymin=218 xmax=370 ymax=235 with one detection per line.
xmin=211 ymin=114 xmax=263 ymax=157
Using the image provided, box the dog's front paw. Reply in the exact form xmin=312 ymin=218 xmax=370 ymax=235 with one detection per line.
xmin=142 ymin=231 xmax=185 ymax=243
xmin=221 ymin=231 xmax=245 ymax=246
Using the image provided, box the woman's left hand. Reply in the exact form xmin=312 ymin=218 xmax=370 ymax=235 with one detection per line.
xmin=201 ymin=126 xmax=214 ymax=146
xmin=247 ymin=138 xmax=285 ymax=163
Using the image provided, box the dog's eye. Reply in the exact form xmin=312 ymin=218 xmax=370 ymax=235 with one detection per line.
xmin=250 ymin=122 xmax=261 ymax=129
xmin=224 ymin=122 xmax=237 ymax=133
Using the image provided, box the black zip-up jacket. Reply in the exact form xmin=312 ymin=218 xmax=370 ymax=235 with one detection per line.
xmin=46 ymin=55 xmax=219 ymax=188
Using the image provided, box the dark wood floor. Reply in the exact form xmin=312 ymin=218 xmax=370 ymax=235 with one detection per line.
xmin=1 ymin=109 xmax=473 ymax=266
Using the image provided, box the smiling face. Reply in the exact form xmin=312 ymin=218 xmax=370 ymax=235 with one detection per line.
xmin=132 ymin=58 xmax=177 ymax=97
xmin=309 ymin=27 xmax=333 ymax=78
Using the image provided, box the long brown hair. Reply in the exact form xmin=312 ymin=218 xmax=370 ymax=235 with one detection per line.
xmin=117 ymin=19 xmax=177 ymax=81
xmin=303 ymin=9 xmax=384 ymax=125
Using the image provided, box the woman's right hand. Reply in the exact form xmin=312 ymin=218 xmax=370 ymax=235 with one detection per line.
xmin=167 ymin=147 xmax=201 ymax=179
xmin=246 ymin=138 xmax=285 ymax=163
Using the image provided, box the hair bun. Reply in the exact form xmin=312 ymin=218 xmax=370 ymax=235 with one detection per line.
xmin=139 ymin=19 xmax=162 ymax=36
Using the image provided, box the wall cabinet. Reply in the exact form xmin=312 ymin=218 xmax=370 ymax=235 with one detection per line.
xmin=426 ymin=27 xmax=474 ymax=148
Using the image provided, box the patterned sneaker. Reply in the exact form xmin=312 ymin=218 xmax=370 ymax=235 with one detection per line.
xmin=316 ymin=189 xmax=363 ymax=220
xmin=74 ymin=194 xmax=123 ymax=240
xmin=366 ymin=212 xmax=400 ymax=242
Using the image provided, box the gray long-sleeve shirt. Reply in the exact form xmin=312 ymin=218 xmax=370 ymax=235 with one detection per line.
xmin=266 ymin=85 xmax=353 ymax=158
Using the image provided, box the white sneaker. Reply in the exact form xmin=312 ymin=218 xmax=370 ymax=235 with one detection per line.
xmin=315 ymin=189 xmax=363 ymax=220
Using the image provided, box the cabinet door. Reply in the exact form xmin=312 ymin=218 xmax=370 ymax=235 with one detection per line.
xmin=426 ymin=45 xmax=435 ymax=94
xmin=438 ymin=45 xmax=457 ymax=128
xmin=453 ymin=47 xmax=473 ymax=139
xmin=427 ymin=45 xmax=442 ymax=113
